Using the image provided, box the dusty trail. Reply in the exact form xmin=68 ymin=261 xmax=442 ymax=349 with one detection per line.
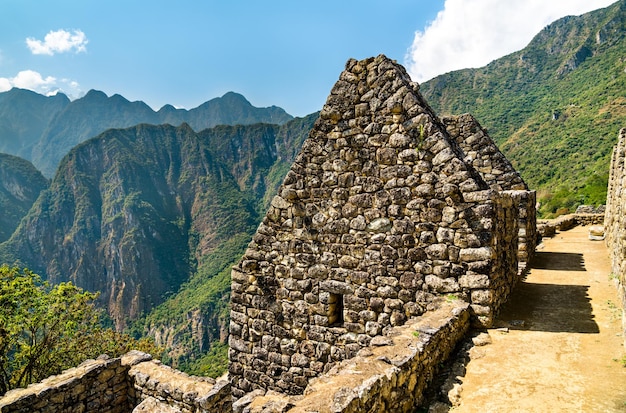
xmin=452 ymin=225 xmax=626 ymax=412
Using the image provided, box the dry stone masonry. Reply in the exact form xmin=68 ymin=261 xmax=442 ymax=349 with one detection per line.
xmin=0 ymin=351 xmax=231 ymax=413
xmin=244 ymin=300 xmax=470 ymax=413
xmin=229 ymin=55 xmax=534 ymax=399
xmin=604 ymin=127 xmax=626 ymax=347
xmin=442 ymin=114 xmax=536 ymax=275
xmin=0 ymin=55 xmax=537 ymax=412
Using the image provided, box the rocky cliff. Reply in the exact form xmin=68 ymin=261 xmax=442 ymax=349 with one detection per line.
xmin=0 ymin=154 xmax=48 ymax=242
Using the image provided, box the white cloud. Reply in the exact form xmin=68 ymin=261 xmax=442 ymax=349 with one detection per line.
xmin=26 ymin=29 xmax=88 ymax=56
xmin=0 ymin=78 xmax=10 ymax=92
xmin=406 ymin=0 xmax=616 ymax=83
xmin=0 ymin=70 xmax=81 ymax=97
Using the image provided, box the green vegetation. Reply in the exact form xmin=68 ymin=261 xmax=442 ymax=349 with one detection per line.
xmin=0 ymin=266 xmax=161 ymax=395
xmin=421 ymin=0 xmax=626 ymax=217
xmin=177 ymin=342 xmax=229 ymax=378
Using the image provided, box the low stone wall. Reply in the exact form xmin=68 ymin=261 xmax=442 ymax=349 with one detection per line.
xmin=243 ymin=300 xmax=470 ymax=413
xmin=0 ymin=302 xmax=469 ymax=413
xmin=0 ymin=356 xmax=130 ymax=413
xmin=125 ymin=352 xmax=231 ymax=412
xmin=0 ymin=351 xmax=231 ymax=413
xmin=605 ymin=128 xmax=626 ymax=348
xmin=537 ymin=213 xmax=605 ymax=238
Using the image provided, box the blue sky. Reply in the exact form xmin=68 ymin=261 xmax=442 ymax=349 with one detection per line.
xmin=0 ymin=0 xmax=617 ymax=117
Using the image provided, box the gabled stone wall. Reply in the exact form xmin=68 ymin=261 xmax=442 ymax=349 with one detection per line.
xmin=442 ymin=114 xmax=536 ymax=275
xmin=229 ymin=55 xmax=527 ymax=398
xmin=604 ymin=127 xmax=626 ymax=347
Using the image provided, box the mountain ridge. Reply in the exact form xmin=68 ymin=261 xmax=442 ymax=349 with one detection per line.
xmin=0 ymin=88 xmax=294 ymax=177
xmin=421 ymin=0 xmax=626 ymax=215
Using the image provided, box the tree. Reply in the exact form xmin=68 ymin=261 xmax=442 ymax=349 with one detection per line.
xmin=0 ymin=266 xmax=161 ymax=395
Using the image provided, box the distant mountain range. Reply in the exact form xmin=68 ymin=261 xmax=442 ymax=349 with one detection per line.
xmin=0 ymin=89 xmax=293 ymax=177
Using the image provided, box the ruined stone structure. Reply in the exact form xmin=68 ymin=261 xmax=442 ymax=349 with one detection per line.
xmin=229 ymin=55 xmax=534 ymax=398
xmin=0 ymin=303 xmax=468 ymax=413
xmin=442 ymin=114 xmax=536 ymax=275
xmin=245 ymin=300 xmax=470 ymax=413
xmin=604 ymin=127 xmax=626 ymax=347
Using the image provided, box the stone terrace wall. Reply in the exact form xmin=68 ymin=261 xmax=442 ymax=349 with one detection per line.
xmin=604 ymin=127 xmax=626 ymax=347
xmin=229 ymin=55 xmax=523 ymax=398
xmin=442 ymin=114 xmax=537 ymax=275
xmin=0 ymin=356 xmax=130 ymax=413
xmin=0 ymin=351 xmax=231 ymax=413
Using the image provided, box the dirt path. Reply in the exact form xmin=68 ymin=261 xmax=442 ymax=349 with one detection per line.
xmin=451 ymin=225 xmax=626 ymax=412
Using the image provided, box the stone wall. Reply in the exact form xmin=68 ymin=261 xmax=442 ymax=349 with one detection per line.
xmin=537 ymin=213 xmax=605 ymax=238
xmin=126 ymin=352 xmax=231 ymax=412
xmin=0 ymin=356 xmax=130 ymax=413
xmin=229 ymin=55 xmax=529 ymax=398
xmin=0 ymin=351 xmax=231 ymax=413
xmin=604 ymin=127 xmax=626 ymax=347
xmin=442 ymin=114 xmax=537 ymax=275
xmin=243 ymin=300 xmax=470 ymax=413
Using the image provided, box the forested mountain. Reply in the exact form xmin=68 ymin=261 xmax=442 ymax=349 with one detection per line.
xmin=0 ymin=113 xmax=317 ymax=374
xmin=421 ymin=0 xmax=626 ymax=216
xmin=0 ymin=154 xmax=48 ymax=242
xmin=0 ymin=89 xmax=293 ymax=177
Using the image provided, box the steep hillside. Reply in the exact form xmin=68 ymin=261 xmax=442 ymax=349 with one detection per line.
xmin=421 ymin=0 xmax=626 ymax=216
xmin=0 ymin=154 xmax=48 ymax=242
xmin=0 ymin=89 xmax=294 ymax=177
xmin=0 ymin=114 xmax=316 ymax=373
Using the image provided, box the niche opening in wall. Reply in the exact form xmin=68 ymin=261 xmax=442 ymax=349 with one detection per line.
xmin=328 ymin=293 xmax=344 ymax=326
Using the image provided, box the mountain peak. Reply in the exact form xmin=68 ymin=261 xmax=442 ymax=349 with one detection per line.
xmin=82 ymin=89 xmax=109 ymax=101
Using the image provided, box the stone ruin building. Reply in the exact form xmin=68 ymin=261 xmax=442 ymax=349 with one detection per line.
xmin=229 ymin=54 xmax=536 ymax=399
xmin=442 ymin=114 xmax=536 ymax=275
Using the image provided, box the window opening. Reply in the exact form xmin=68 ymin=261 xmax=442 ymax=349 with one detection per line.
xmin=328 ymin=293 xmax=344 ymax=326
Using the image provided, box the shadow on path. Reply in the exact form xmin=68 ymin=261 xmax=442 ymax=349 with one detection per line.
xmin=530 ymin=252 xmax=586 ymax=271
xmin=498 ymin=282 xmax=599 ymax=334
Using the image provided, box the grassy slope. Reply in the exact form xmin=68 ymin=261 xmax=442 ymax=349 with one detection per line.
xmin=421 ymin=0 xmax=626 ymax=216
